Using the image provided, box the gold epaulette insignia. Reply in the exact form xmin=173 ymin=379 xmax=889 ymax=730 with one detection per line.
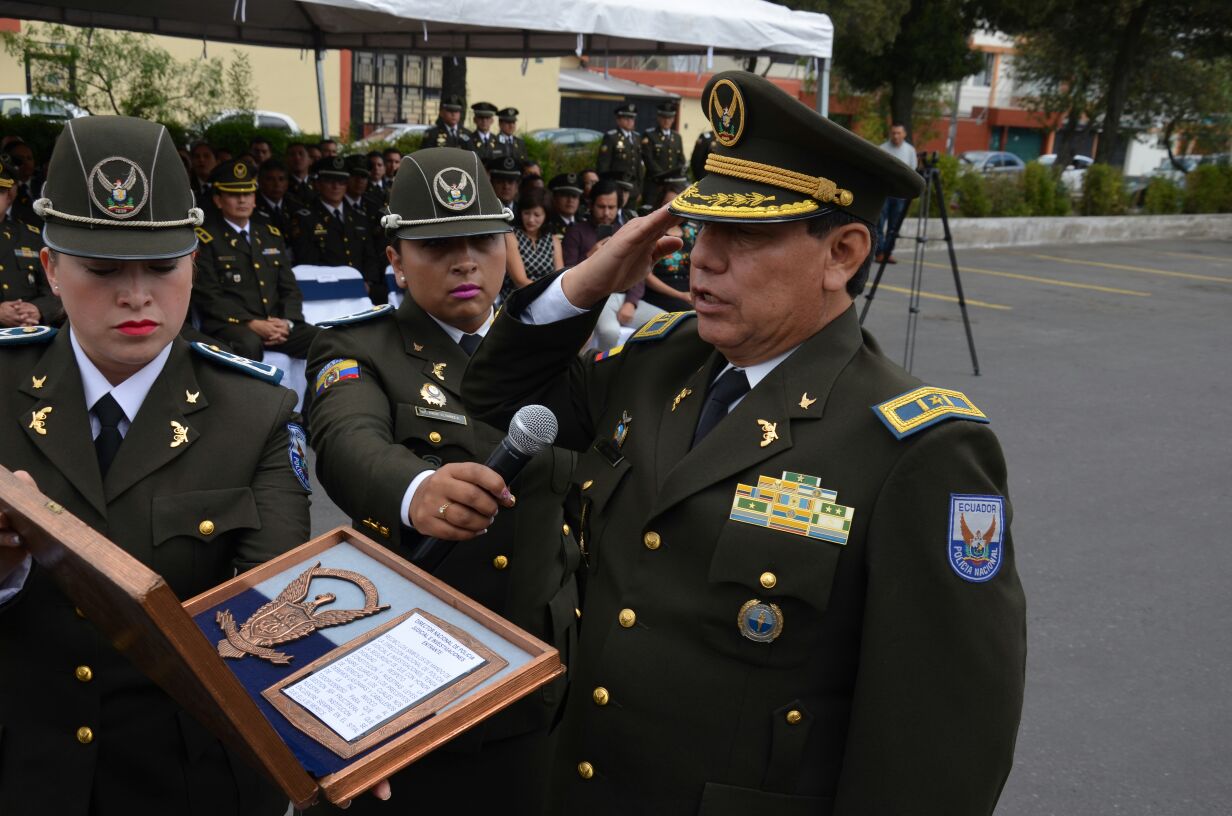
xmin=873 ymin=387 xmax=989 ymax=440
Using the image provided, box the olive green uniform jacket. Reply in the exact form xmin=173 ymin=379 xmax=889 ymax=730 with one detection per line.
xmin=596 ymin=130 xmax=645 ymax=200
xmin=640 ymin=127 xmax=686 ymax=204
xmin=0 ymin=329 xmax=311 ymax=816
xmin=463 ymin=278 xmax=1027 ymax=816
xmin=192 ymin=215 xmax=318 ymax=360
xmin=306 ymin=296 xmax=580 ymax=813
xmin=0 ymin=216 xmax=61 ymax=325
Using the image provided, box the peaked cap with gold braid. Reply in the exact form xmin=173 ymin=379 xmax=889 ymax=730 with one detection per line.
xmin=670 ymin=71 xmax=923 ymax=225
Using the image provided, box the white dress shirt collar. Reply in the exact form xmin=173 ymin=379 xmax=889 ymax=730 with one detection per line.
xmin=427 ymin=308 xmax=495 ymax=345
xmin=71 ymin=328 xmax=174 ymax=437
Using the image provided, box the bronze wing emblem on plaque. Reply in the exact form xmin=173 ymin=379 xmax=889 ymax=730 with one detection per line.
xmin=216 ymin=562 xmax=390 ymax=665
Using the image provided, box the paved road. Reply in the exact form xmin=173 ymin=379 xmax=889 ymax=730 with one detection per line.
xmin=308 ymin=237 xmax=1232 ymax=814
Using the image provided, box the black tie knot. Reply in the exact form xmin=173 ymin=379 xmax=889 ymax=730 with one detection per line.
xmin=691 ymin=367 xmax=750 ymax=447
xmin=459 ymin=333 xmax=482 ymax=357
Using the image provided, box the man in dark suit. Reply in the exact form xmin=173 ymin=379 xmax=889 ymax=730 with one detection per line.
xmin=462 ymin=71 xmax=1026 ymax=815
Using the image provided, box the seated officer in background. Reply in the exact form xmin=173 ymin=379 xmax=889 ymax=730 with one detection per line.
xmin=290 ymin=156 xmax=387 ymax=304
xmin=192 ymin=159 xmax=319 ymax=361
xmin=0 ymin=154 xmax=60 ymax=327
xmin=462 ymin=71 xmax=1026 ymax=815
xmin=307 ymin=146 xmax=578 ymax=813
xmin=546 ymin=172 xmax=584 ymax=238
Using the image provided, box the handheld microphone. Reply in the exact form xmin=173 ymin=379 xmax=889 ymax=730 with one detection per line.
xmin=410 ymin=405 xmax=559 ymax=570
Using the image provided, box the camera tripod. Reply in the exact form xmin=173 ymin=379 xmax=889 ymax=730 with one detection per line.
xmin=859 ymin=158 xmax=980 ymax=376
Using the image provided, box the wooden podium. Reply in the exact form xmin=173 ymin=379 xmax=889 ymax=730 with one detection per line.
xmin=0 ymin=467 xmax=564 ymax=807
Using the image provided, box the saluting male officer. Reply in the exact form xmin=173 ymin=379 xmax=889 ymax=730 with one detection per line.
xmin=290 ymin=156 xmax=388 ymax=304
xmin=496 ymin=107 xmax=530 ymax=163
xmin=596 ymin=103 xmax=644 ymax=207
xmin=420 ymin=94 xmax=472 ymax=150
xmin=463 ymin=71 xmax=1026 ymax=815
xmin=192 ymin=159 xmax=319 ymax=361
xmin=0 ymin=154 xmax=60 ymax=327
xmin=467 ymin=101 xmax=501 ymax=162
xmin=306 ymin=147 xmax=578 ymax=814
xmin=640 ymin=101 xmax=686 ymax=207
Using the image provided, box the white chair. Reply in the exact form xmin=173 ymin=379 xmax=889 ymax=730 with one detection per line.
xmin=293 ymin=264 xmax=374 ymax=326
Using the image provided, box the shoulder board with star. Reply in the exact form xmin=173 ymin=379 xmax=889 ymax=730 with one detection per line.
xmin=627 ymin=311 xmax=696 ymax=343
xmin=317 ymin=303 xmax=395 ymax=328
xmin=194 ymin=226 xmax=213 ymax=243
xmin=872 ymin=386 xmax=989 ymax=440
xmin=190 ymin=342 xmax=284 ymax=385
xmin=0 ymin=325 xmax=57 ymax=346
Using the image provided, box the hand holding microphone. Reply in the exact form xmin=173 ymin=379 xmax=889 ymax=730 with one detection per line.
xmin=408 ymin=405 xmax=559 ymax=568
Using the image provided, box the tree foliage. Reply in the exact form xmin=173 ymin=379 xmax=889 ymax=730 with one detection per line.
xmin=992 ymin=0 xmax=1232 ymax=166
xmin=0 ymin=24 xmax=257 ymax=129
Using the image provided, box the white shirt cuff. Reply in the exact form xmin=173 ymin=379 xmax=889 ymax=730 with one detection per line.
xmin=400 ymin=470 xmax=436 ymax=530
xmin=522 ymin=272 xmax=590 ymax=325
xmin=0 ymin=553 xmax=32 ymax=605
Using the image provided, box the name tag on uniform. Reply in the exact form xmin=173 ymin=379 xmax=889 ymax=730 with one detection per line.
xmin=414 ymin=407 xmax=468 ymax=425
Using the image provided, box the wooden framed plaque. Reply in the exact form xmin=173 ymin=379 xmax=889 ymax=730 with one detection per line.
xmin=0 ymin=467 xmax=564 ymax=807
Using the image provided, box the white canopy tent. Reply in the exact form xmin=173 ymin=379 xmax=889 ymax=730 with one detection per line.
xmin=0 ymin=0 xmax=834 ymax=132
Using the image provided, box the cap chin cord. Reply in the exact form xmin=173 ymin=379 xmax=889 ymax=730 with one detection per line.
xmin=380 ymin=207 xmax=515 ymax=230
xmin=33 ymin=198 xmax=205 ymax=228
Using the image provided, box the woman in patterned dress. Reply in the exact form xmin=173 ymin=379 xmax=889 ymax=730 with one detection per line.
xmin=503 ymin=187 xmax=563 ymax=299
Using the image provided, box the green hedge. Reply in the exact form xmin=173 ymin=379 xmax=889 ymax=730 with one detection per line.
xmin=1182 ymin=165 xmax=1232 ymax=214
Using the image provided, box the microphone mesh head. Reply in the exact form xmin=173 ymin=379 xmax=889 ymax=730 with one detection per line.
xmin=508 ymin=405 xmax=558 ymax=456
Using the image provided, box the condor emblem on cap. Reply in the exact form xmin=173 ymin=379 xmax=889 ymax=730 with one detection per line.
xmin=709 ymin=79 xmax=746 ymax=148
xmin=90 ymin=156 xmax=148 ymax=219
xmin=434 ymin=167 xmax=476 ymax=211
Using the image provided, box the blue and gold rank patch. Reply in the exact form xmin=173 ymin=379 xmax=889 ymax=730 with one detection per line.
xmin=0 ymin=325 xmax=57 ymax=345
xmin=628 ymin=310 xmax=695 ymax=343
xmin=873 ymin=386 xmax=988 ymax=440
xmin=948 ymin=494 xmax=1004 ymax=582
xmin=729 ymin=471 xmax=853 ymax=545
xmin=287 ymin=423 xmax=311 ymax=492
xmin=314 ymin=358 xmax=360 ymax=395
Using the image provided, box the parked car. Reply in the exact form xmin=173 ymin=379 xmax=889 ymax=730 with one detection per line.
xmin=1038 ymin=153 xmax=1095 ymax=193
xmin=1149 ymin=155 xmax=1201 ymax=183
xmin=530 ymin=127 xmax=603 ymax=157
xmin=0 ymin=93 xmax=87 ymax=119
xmin=352 ymin=123 xmax=431 ymax=149
xmin=207 ymin=109 xmax=302 ymax=134
xmin=960 ymin=150 xmax=1027 ymax=174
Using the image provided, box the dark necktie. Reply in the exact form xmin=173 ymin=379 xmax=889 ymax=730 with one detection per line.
xmin=691 ymin=367 xmax=750 ymax=448
xmin=93 ymin=393 xmax=126 ymax=477
xmin=459 ymin=333 xmax=482 ymax=357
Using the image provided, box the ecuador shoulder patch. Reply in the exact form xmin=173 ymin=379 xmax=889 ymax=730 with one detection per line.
xmin=317 ymin=304 xmax=395 ymax=328
xmin=0 ymin=325 xmax=57 ymax=346
xmin=873 ymin=386 xmax=988 ymax=440
xmin=628 ymin=311 xmax=696 ymax=343
xmin=190 ymin=342 xmax=284 ymax=385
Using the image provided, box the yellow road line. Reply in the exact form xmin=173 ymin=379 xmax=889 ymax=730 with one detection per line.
xmin=873 ymin=284 xmax=1011 ymax=311
xmin=1145 ymin=248 xmax=1232 ymax=264
xmin=921 ymin=260 xmax=1151 ymax=297
xmin=1027 ymin=253 xmax=1232 ymax=284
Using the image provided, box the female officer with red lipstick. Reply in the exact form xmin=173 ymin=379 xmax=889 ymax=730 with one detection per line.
xmin=306 ymin=147 xmax=579 ymax=814
xmin=0 ymin=116 xmax=311 ymax=816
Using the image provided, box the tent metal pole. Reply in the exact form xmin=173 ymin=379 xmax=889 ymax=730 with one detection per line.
xmin=315 ymin=47 xmax=330 ymax=139
xmin=818 ymin=57 xmax=830 ymax=118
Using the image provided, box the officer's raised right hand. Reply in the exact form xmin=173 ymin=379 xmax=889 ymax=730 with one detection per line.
xmin=407 ymin=463 xmax=515 ymax=539
xmin=562 ymin=205 xmax=683 ymax=308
